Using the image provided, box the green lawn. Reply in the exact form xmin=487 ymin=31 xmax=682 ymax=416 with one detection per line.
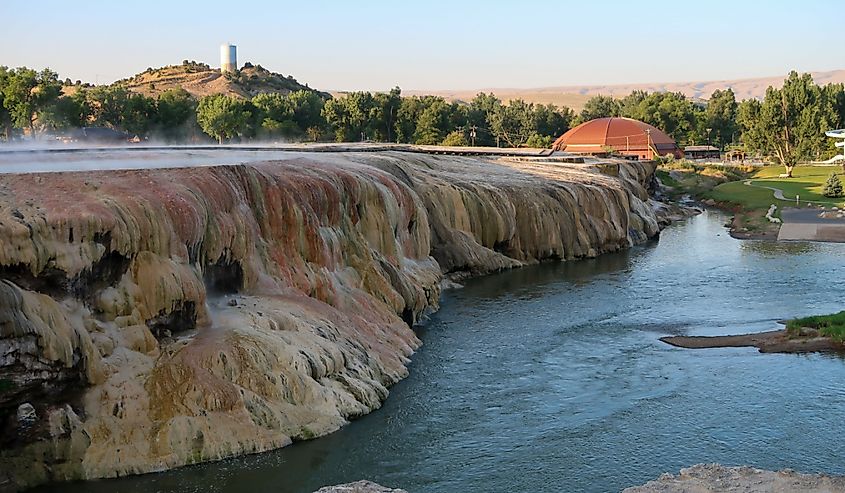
xmin=709 ymin=165 xmax=845 ymax=210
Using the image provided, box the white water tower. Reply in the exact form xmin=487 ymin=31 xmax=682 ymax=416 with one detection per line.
xmin=220 ymin=43 xmax=237 ymax=73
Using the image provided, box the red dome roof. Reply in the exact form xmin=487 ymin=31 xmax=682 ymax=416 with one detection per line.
xmin=553 ymin=117 xmax=681 ymax=159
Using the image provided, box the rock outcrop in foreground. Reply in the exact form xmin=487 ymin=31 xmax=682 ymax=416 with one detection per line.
xmin=0 ymin=151 xmax=660 ymax=490
xmin=313 ymin=480 xmax=407 ymax=493
xmin=625 ymin=464 xmax=845 ymax=492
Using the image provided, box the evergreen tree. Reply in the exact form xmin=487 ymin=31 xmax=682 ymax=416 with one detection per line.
xmin=823 ymin=173 xmax=844 ymax=198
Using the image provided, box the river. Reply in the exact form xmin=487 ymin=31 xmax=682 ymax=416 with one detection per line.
xmin=35 ymin=210 xmax=845 ymax=492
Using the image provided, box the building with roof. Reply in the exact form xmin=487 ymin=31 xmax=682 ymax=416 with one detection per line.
xmin=552 ymin=117 xmax=682 ymax=160
xmin=684 ymin=145 xmax=721 ymax=160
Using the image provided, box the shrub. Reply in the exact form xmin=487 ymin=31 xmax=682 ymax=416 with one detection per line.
xmin=440 ymin=130 xmax=468 ymax=146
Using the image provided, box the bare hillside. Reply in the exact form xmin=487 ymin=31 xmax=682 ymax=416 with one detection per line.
xmin=407 ymin=69 xmax=845 ymax=110
xmin=115 ymin=61 xmax=328 ymax=99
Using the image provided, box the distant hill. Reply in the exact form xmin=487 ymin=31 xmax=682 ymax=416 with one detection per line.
xmin=406 ymin=69 xmax=845 ymax=111
xmin=112 ymin=61 xmax=329 ymax=99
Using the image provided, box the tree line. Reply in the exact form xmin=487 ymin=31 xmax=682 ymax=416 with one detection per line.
xmin=0 ymin=66 xmax=574 ymax=147
xmin=572 ymin=72 xmax=845 ymax=175
xmin=2 ymin=66 xmax=844 ymax=173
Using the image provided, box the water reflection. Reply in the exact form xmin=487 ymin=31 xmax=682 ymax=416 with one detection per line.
xmin=740 ymin=240 xmax=822 ymax=256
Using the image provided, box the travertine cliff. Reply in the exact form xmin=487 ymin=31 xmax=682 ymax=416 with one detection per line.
xmin=0 ymin=151 xmax=659 ymax=490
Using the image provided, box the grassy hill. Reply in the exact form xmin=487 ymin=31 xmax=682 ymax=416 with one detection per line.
xmin=113 ymin=61 xmax=329 ymax=100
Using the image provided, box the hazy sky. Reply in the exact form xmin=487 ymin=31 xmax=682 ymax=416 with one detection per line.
xmin=2 ymin=0 xmax=842 ymax=91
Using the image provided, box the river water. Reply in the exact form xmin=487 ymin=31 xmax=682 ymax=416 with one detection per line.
xmin=38 ymin=211 xmax=845 ymax=493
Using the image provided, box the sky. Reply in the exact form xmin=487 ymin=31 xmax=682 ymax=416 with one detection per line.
xmin=1 ymin=0 xmax=843 ymax=91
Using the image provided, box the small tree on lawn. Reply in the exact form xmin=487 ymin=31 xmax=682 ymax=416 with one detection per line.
xmin=823 ymin=172 xmax=844 ymax=198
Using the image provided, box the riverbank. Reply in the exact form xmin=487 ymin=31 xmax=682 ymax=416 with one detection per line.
xmin=661 ymin=329 xmax=845 ymax=353
xmin=625 ymin=464 xmax=845 ymax=492
xmin=0 ymin=150 xmax=664 ymax=491
xmin=705 ymin=165 xmax=845 ymax=241
xmin=25 ymin=210 xmax=845 ymax=493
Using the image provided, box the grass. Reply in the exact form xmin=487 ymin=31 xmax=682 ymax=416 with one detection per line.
xmin=710 ymin=165 xmax=845 ymax=210
xmin=787 ymin=311 xmax=845 ymax=340
xmin=655 ymin=169 xmax=680 ymax=188
xmin=657 ymin=161 xmax=753 ymax=199
xmin=708 ymin=180 xmax=780 ymax=209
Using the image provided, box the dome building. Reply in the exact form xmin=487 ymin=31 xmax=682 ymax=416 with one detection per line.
xmin=553 ymin=117 xmax=682 ymax=160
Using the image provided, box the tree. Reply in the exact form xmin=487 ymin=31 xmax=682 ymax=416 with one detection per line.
xmin=87 ymin=86 xmax=130 ymax=130
xmin=413 ymin=99 xmax=451 ymax=145
xmin=61 ymin=90 xmax=92 ymax=127
xmin=287 ymin=90 xmax=326 ymax=136
xmin=619 ymin=90 xmax=648 ymax=118
xmin=488 ymin=99 xmax=536 ymax=147
xmin=196 ymin=94 xmax=251 ymax=143
xmin=372 ymin=87 xmax=401 ymax=142
xmin=0 ymin=67 xmax=14 ymax=140
xmin=524 ymin=133 xmax=553 ymax=148
xmin=533 ymin=103 xmax=573 ymax=139
xmin=623 ymin=91 xmax=703 ymax=146
xmin=252 ymin=92 xmax=296 ymax=138
xmin=322 ymin=91 xmax=378 ymax=142
xmin=466 ymin=93 xmax=502 ymax=147
xmin=2 ymin=67 xmax=62 ymax=136
xmin=576 ymin=95 xmax=620 ymax=124
xmin=738 ymin=72 xmax=838 ymax=177
xmin=823 ymin=173 xmax=843 ymax=198
xmin=705 ymin=89 xmax=738 ymax=148
xmin=156 ymin=88 xmax=197 ymax=141
xmin=122 ymin=93 xmax=156 ymax=136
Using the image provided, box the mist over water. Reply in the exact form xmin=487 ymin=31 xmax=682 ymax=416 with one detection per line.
xmin=0 ymin=146 xmax=319 ymax=174
xmin=32 ymin=211 xmax=845 ymax=493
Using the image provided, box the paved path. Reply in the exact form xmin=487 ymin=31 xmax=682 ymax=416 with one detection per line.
xmin=739 ymin=181 xmax=845 ymax=241
xmin=744 ymin=180 xmax=790 ymax=201
xmin=778 ymin=208 xmax=845 ymax=242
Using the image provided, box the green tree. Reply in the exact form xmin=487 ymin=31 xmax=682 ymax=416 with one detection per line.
xmin=155 ymin=88 xmax=197 ymax=141
xmin=372 ymin=87 xmax=401 ymax=142
xmin=576 ymin=95 xmax=621 ymax=124
xmin=252 ymin=92 xmax=296 ymax=138
xmin=823 ymin=173 xmax=843 ymax=198
xmin=59 ymin=90 xmax=92 ymax=127
xmin=533 ymin=103 xmax=573 ymax=139
xmin=322 ymin=91 xmax=378 ymax=142
xmin=738 ymin=72 xmax=838 ymax=176
xmin=395 ymin=96 xmax=425 ymax=143
xmin=287 ymin=90 xmax=326 ymax=136
xmin=489 ymin=99 xmax=536 ymax=147
xmin=122 ymin=93 xmax=156 ymax=136
xmin=0 ymin=67 xmax=13 ymax=140
xmin=619 ymin=90 xmax=648 ymax=118
xmin=704 ymin=88 xmax=738 ymax=148
xmin=2 ymin=67 xmax=62 ymax=136
xmin=466 ymin=93 xmax=502 ymax=146
xmin=524 ymin=133 xmax=553 ymax=148
xmin=196 ymin=94 xmax=251 ymax=143
xmin=87 ymin=86 xmax=130 ymax=130
xmin=625 ymin=91 xmax=703 ymax=146
xmin=413 ymin=98 xmax=451 ymax=145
